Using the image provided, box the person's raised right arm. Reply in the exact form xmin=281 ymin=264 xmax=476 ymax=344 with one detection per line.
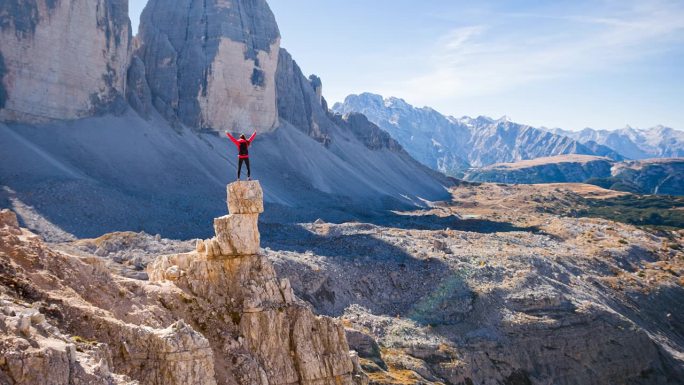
xmin=225 ymin=131 xmax=239 ymax=146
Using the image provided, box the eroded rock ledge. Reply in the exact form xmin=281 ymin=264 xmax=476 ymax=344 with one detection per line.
xmin=147 ymin=181 xmax=367 ymax=385
xmin=0 ymin=181 xmax=366 ymax=384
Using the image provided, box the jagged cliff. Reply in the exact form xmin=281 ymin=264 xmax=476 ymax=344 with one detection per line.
xmin=0 ymin=182 xmax=367 ymax=384
xmin=136 ymin=0 xmax=280 ymax=132
xmin=148 ymin=181 xmax=366 ymax=384
xmin=0 ymin=0 xmax=130 ymax=122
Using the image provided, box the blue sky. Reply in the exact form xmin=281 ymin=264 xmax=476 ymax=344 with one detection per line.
xmin=129 ymin=0 xmax=684 ymax=131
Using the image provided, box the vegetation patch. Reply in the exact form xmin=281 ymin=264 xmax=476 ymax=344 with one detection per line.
xmin=578 ymin=194 xmax=684 ymax=229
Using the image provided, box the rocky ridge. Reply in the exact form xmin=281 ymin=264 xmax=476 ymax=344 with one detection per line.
xmin=464 ymin=155 xmax=615 ymax=184
xmin=463 ymin=155 xmax=684 ymax=195
xmin=333 ymin=93 xmax=621 ymax=176
xmin=0 ymin=181 xmax=367 ymax=384
xmin=552 ymin=126 xmax=684 ymax=160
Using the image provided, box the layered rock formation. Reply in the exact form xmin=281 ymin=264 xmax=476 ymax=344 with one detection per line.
xmin=136 ymin=0 xmax=280 ymax=132
xmin=0 ymin=181 xmax=366 ymax=384
xmin=275 ymin=49 xmax=333 ymax=145
xmin=147 ymin=181 xmax=366 ymax=384
xmin=0 ymin=0 xmax=130 ymax=122
xmin=0 ymin=208 xmax=217 ymax=385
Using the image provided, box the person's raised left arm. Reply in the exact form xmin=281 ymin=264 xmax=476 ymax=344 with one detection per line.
xmin=248 ymin=131 xmax=257 ymax=143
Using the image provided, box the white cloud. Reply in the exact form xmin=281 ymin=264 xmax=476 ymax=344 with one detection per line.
xmin=375 ymin=0 xmax=684 ymax=106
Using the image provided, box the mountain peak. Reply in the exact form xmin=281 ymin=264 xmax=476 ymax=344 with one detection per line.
xmin=137 ymin=0 xmax=281 ymax=132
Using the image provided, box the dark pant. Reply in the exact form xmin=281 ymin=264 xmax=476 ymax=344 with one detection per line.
xmin=238 ymin=158 xmax=250 ymax=178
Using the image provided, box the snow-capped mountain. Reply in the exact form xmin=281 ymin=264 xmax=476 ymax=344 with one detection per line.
xmin=551 ymin=126 xmax=684 ymax=160
xmin=333 ymin=93 xmax=622 ymax=176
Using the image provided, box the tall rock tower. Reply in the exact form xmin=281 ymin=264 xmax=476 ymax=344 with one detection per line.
xmin=148 ymin=181 xmax=367 ymax=385
xmin=137 ymin=0 xmax=280 ymax=132
xmin=0 ymin=0 xmax=130 ymax=122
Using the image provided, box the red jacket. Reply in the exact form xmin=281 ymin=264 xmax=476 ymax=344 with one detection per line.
xmin=226 ymin=132 xmax=256 ymax=159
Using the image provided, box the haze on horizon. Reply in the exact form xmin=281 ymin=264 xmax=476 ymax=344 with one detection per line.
xmin=129 ymin=0 xmax=684 ymax=131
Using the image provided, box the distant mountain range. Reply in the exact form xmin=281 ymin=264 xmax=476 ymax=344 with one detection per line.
xmin=333 ymin=93 xmax=682 ymax=177
xmin=549 ymin=126 xmax=684 ymax=159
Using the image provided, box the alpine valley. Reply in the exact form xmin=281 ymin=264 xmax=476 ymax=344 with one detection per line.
xmin=0 ymin=1 xmax=683 ymax=385
xmin=333 ymin=93 xmax=683 ymax=195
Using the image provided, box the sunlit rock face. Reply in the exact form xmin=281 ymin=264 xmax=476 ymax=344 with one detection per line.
xmin=137 ymin=0 xmax=280 ymax=132
xmin=0 ymin=0 xmax=130 ymax=123
xmin=147 ymin=181 xmax=366 ymax=384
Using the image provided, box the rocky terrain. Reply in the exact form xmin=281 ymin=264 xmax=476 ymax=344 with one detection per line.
xmin=0 ymin=181 xmax=368 ymax=384
xmin=464 ymin=155 xmax=684 ymax=195
xmin=332 ymin=93 xmax=624 ymax=176
xmin=2 ymin=1 xmax=683 ymax=384
xmin=10 ymin=181 xmax=682 ymax=384
xmin=262 ymin=183 xmax=684 ymax=384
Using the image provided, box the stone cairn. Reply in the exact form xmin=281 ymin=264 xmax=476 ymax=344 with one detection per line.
xmin=196 ymin=180 xmax=264 ymax=258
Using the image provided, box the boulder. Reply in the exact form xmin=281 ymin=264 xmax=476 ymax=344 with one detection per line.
xmin=228 ymin=181 xmax=264 ymax=214
xmin=0 ymin=209 xmax=21 ymax=234
xmin=146 ymin=320 xmax=217 ymax=385
xmin=345 ymin=329 xmax=386 ymax=370
xmin=213 ymin=214 xmax=260 ymax=256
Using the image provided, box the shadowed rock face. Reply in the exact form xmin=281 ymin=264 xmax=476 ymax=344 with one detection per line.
xmin=0 ymin=0 xmax=130 ymax=123
xmin=0 ymin=52 xmax=7 ymax=109
xmin=0 ymin=0 xmax=59 ymax=36
xmin=137 ymin=0 xmax=280 ymax=132
xmin=275 ymin=49 xmax=334 ymax=146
